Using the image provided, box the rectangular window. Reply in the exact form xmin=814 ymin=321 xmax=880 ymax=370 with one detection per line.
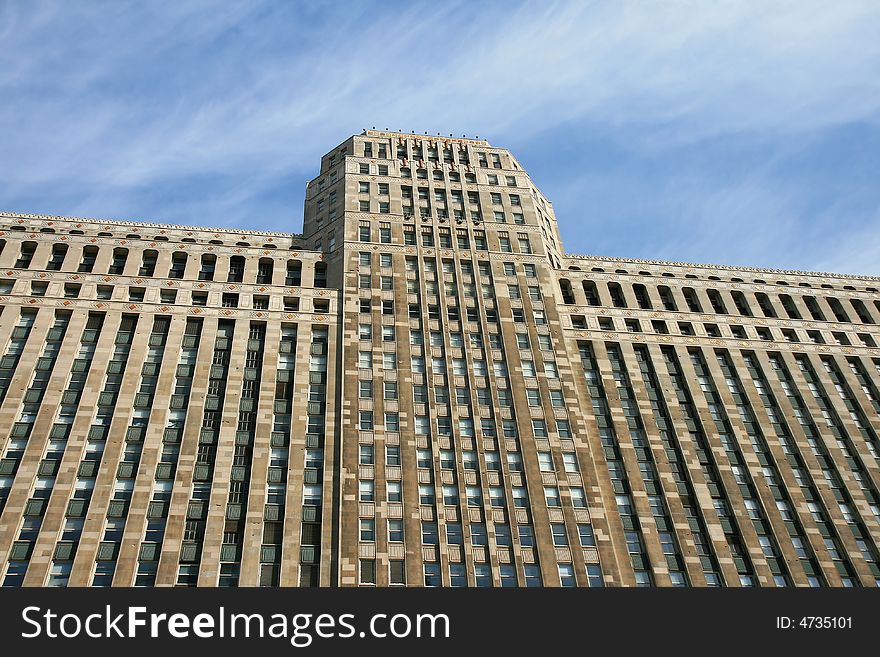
xmin=388 ymin=519 xmax=404 ymax=543
xmin=360 ymin=559 xmax=376 ymax=585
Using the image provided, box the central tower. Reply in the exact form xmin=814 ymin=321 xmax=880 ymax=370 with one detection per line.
xmin=304 ymin=131 xmax=585 ymax=586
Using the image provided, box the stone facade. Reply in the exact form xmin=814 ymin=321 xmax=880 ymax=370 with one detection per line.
xmin=1 ymin=130 xmax=879 ymax=587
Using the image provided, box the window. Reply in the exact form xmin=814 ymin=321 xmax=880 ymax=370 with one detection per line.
xmin=359 ymin=519 xmax=375 ymax=542
xmin=78 ymin=245 xmax=99 ymax=273
xmin=359 ymin=559 xmax=376 ymax=585
xmin=558 ymin=564 xmax=576 ymax=587
xmin=424 ymin=563 xmax=441 ymax=587
xmin=442 ymin=485 xmax=459 ymax=505
xmin=359 ymin=444 xmax=373 ymax=465
xmin=552 ymin=524 xmax=568 ymax=546
xmin=421 ymin=522 xmax=438 ymax=545
xmin=475 ymin=564 xmax=492 ymax=588
xmin=508 ymin=454 xmax=524 ymax=473
xmin=359 ymin=480 xmax=374 ymax=502
xmin=388 ymin=519 xmax=404 ymax=542
xmin=470 ymin=523 xmax=488 ymax=546
xmin=93 ymin=562 xmax=116 ymax=587
xmin=387 ymin=481 xmax=403 ymax=503
xmin=47 ymin=244 xmax=68 ymax=271
xmin=524 ymin=565 xmax=542 ymax=587
xmin=586 ymin=564 xmax=604 ymax=587
xmin=358 ymin=379 xmax=373 ymax=399
xmin=489 ymin=486 xmax=505 ymax=507
xmin=108 ymin=248 xmax=128 ymax=274
xmin=578 ymin=524 xmax=596 ymax=547
xmin=538 ymin=452 xmax=554 ymax=472
xmin=532 ymin=419 xmax=547 ymax=438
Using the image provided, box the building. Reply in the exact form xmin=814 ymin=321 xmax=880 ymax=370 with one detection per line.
xmin=1 ymin=130 xmax=879 ymax=587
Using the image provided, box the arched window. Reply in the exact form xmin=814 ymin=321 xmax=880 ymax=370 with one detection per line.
xmin=314 ymin=262 xmax=328 ymax=288
xmin=779 ymin=294 xmax=801 ymax=320
xmin=731 ymin=291 xmax=752 ymax=317
xmin=707 ymin=289 xmax=727 ymax=314
xmin=286 ymin=260 xmax=302 ymax=286
xmin=559 ymin=279 xmax=575 ymax=305
xmin=803 ymin=296 xmax=825 ymax=321
xmin=78 ymin=245 xmax=99 ymax=273
xmin=46 ymin=243 xmax=68 ymax=271
xmin=198 ymin=254 xmax=216 ymax=281
xmin=608 ymin=282 xmax=627 ymax=308
xmin=169 ymin=252 xmax=188 ymax=279
xmin=228 ymin=255 xmax=245 ymax=282
xmin=658 ymin=285 xmax=677 ymax=311
xmin=15 ymin=241 xmax=38 ymax=268
xmin=682 ymin=287 xmax=702 ymax=312
xmin=257 ymin=257 xmax=274 ymax=284
xmin=755 ymin=292 xmax=776 ymax=318
xmin=632 ymin=283 xmax=652 ymax=310
xmin=850 ymin=299 xmax=874 ymax=324
xmin=582 ymin=280 xmax=600 ymax=306
xmin=139 ymin=249 xmax=158 ymax=276
xmin=825 ymin=297 xmax=850 ymax=323
xmin=108 ymin=247 xmax=128 ymax=275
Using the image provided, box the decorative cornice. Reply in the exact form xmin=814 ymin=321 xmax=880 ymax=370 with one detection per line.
xmin=564 ymin=253 xmax=880 ymax=283
xmin=0 ymin=211 xmax=303 ymax=239
xmin=362 ymin=129 xmax=490 ymax=147
xmin=5 ymin=210 xmax=876 ymax=283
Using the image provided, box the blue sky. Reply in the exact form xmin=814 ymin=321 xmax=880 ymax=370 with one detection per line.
xmin=2 ymin=1 xmax=879 ymax=274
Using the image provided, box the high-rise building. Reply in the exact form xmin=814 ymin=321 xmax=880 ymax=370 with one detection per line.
xmin=1 ymin=130 xmax=879 ymax=587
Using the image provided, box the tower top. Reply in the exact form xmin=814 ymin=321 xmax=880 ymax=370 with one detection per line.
xmin=361 ymin=129 xmax=490 ymax=147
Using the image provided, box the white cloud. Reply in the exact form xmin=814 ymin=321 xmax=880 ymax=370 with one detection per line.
xmin=1 ymin=0 xmax=878 ymax=272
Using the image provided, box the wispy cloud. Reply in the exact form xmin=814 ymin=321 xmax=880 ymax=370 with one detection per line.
xmin=1 ymin=1 xmax=879 ymax=273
